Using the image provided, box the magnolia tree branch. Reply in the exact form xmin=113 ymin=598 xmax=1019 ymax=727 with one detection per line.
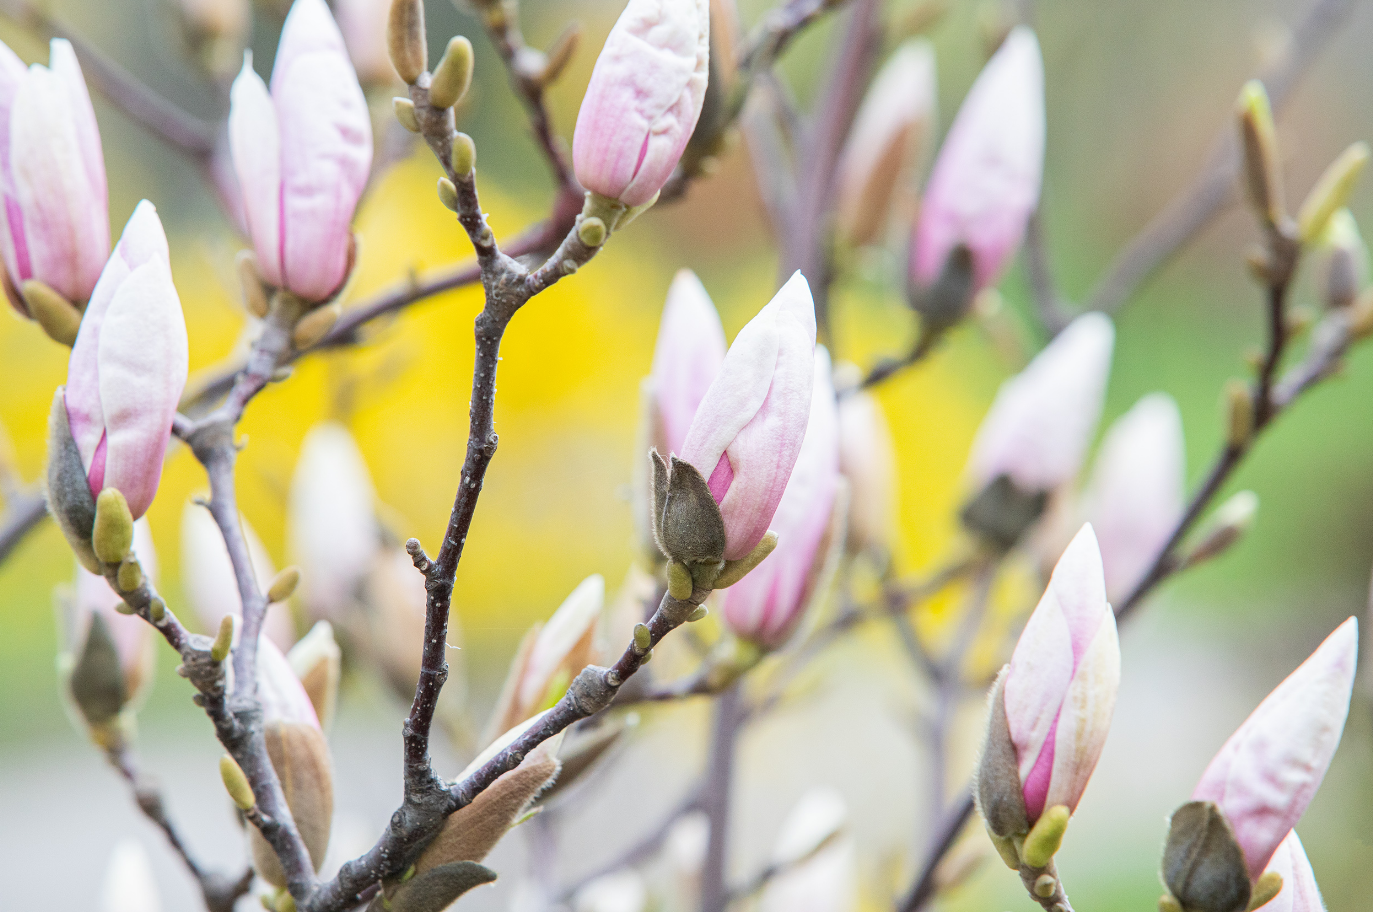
xmin=0 ymin=487 xmax=45 ymax=563
xmin=698 ymin=682 xmax=745 ymax=912
xmin=107 ymin=742 xmax=254 ymax=912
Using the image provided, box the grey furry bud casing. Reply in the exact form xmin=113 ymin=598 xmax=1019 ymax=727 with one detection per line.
xmin=1161 ymin=801 xmax=1251 ymax=912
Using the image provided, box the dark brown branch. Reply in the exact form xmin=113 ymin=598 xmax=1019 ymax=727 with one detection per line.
xmin=897 ymin=789 xmax=975 ymax=912
xmin=0 ymin=0 xmax=220 ymax=156
xmin=1083 ymin=0 xmax=1355 ymax=316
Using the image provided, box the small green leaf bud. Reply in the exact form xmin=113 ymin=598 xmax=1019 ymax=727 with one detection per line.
xmin=387 ymin=0 xmax=427 ymax=84
xmin=577 ymin=216 xmax=606 ymax=248
xmin=633 ymin=623 xmax=651 ymax=652
xmin=1225 ymin=380 xmax=1253 ymax=448
xmin=687 ymin=604 xmax=709 ymax=623
xmin=437 ymin=177 xmax=459 ymax=212
xmin=393 ymin=96 xmax=420 ymax=133
xmin=93 ymin=489 xmax=135 ymax=565
xmin=116 ymin=558 xmax=143 ymax=592
xmin=1298 ymin=141 xmax=1370 ymax=243
xmin=220 ymin=754 xmax=256 ymax=810
xmin=292 ymin=303 xmax=341 ymax=350
xmin=22 ymin=280 xmax=82 ymax=346
xmin=149 ymin=597 xmax=166 ymax=624
xmin=237 ymin=250 xmax=270 ymax=319
xmin=267 ymin=566 xmax=301 ymax=604
xmin=1021 ymin=804 xmax=1069 ymax=868
xmin=429 ymin=36 xmax=474 ymax=109
xmin=1247 ymin=871 xmax=1283 ymax=911
xmin=1034 ymin=875 xmax=1057 ymax=898
xmin=667 ymin=562 xmax=693 ymax=600
xmin=114 ymin=600 xmax=136 ymax=615
xmin=211 ymin=615 xmax=235 ymax=663
xmin=1237 ymin=80 xmax=1284 ymax=228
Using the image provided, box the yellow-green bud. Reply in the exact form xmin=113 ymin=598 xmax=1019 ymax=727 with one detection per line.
xmin=93 ymin=489 xmax=135 ymax=565
xmin=633 ymin=623 xmax=651 ymax=652
xmin=220 ymin=754 xmax=256 ymax=810
xmin=667 ymin=562 xmax=693 ymax=600
xmin=1236 ymin=80 xmax=1283 ymax=228
xmin=292 ymin=303 xmax=340 ymax=350
xmin=1225 ymin=380 xmax=1253 ymax=448
xmin=451 ymin=132 xmax=476 ymax=179
xmin=1248 ymin=871 xmax=1283 ymax=911
xmin=687 ymin=604 xmax=709 ymax=623
xmin=1298 ymin=141 xmax=1370 ymax=243
xmin=267 ymin=566 xmax=301 ymax=604
xmin=577 ymin=216 xmax=606 ymax=248
xmin=429 ymin=36 xmax=474 ymax=109
xmin=237 ymin=250 xmax=270 ymax=319
xmin=22 ymin=280 xmax=82 ymax=347
xmin=387 ymin=0 xmax=427 ymax=84
xmin=1021 ymin=804 xmax=1069 ymax=868
xmin=116 ymin=559 xmax=143 ymax=593
xmin=211 ymin=615 xmax=235 ymax=663
xmin=437 ymin=177 xmax=459 ymax=212
xmin=538 ymin=23 xmax=580 ymax=86
xmin=393 ymin=96 xmax=420 ymax=133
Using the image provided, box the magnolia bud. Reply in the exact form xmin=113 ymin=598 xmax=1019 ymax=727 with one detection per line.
xmin=429 ymin=36 xmax=474 ymax=109
xmin=1237 ymin=80 xmax=1283 ymax=229
xmin=387 ymin=0 xmax=427 ymax=84
xmin=181 ymin=502 xmax=296 ymax=651
xmin=288 ymin=620 xmax=342 ymax=730
xmin=1161 ymin=800 xmax=1252 ymax=912
xmin=1182 ymin=490 xmax=1258 ymax=568
xmin=1297 ymin=141 xmax=1369 ymax=244
xmin=1314 ymin=209 xmax=1367 ymax=309
xmin=1262 ymin=832 xmax=1327 ymax=912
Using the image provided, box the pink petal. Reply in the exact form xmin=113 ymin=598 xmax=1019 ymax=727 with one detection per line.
xmin=1043 ymin=613 xmax=1119 ymax=814
xmin=275 ymin=51 xmax=372 ymax=301
xmin=1264 ymin=832 xmax=1327 ymax=912
xmin=228 ymin=57 xmax=283 ymax=286
xmin=257 ymin=637 xmax=321 ymax=729
xmin=270 ymin=0 xmax=350 ymax=95
xmin=48 ymin=38 xmax=108 ymax=298
xmin=652 ymin=269 xmax=727 ymax=454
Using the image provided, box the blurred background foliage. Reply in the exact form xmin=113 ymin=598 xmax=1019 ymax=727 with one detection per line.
xmin=2 ymin=0 xmax=1373 ymax=909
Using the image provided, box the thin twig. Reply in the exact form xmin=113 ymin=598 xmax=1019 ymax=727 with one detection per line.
xmin=896 ymin=789 xmax=975 ymax=912
xmin=1022 ymin=210 xmax=1071 ymax=336
xmin=555 ymin=788 xmax=704 ymax=902
xmin=698 ymin=683 xmax=745 ymax=912
xmin=0 ymin=487 xmax=46 ymax=564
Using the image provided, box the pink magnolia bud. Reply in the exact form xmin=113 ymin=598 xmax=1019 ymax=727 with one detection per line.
xmin=836 ymin=387 xmax=897 ymax=556
xmin=997 ymin=524 xmax=1119 ymax=824
xmin=63 ymin=202 xmax=188 ymax=520
xmin=288 ymin=421 xmax=381 ymax=624
xmin=180 ymin=501 xmax=296 ymax=652
xmin=760 ymin=789 xmax=855 ymax=912
xmin=679 ymin=271 xmax=817 ymax=561
xmin=834 ymin=40 xmax=937 ymax=248
xmin=968 ymin=312 xmax=1114 ymax=493
xmin=228 ymin=0 xmax=372 ymax=302
xmin=1191 ymin=617 xmax=1358 ymax=881
xmin=910 ymin=26 xmax=1043 ymax=294
xmin=258 ymin=635 xmax=321 ymax=729
xmin=1263 ymin=832 xmax=1327 ymax=912
xmin=1082 ymin=393 xmax=1185 ymax=602
xmin=572 ymin=0 xmax=710 ymax=207
xmin=650 ymin=269 xmax=727 ymax=456
xmin=719 ymin=348 xmax=838 ymax=649
xmin=333 ymin=0 xmax=398 ymax=87
xmin=0 ymin=38 xmax=109 ymax=314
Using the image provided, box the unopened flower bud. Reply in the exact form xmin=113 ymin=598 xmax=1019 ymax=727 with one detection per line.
xmin=1262 ymin=831 xmax=1327 ymax=912
xmin=229 ymin=0 xmax=373 ymax=303
xmin=1161 ymin=800 xmax=1252 ymax=912
xmin=1237 ymin=80 xmax=1284 ymax=229
xmin=387 ymin=0 xmax=427 ymax=84
xmin=429 ymin=36 xmax=474 ymax=110
xmin=1314 ymin=208 xmax=1367 ymax=309
xmin=837 ymin=386 xmax=897 ymax=558
xmin=288 ymin=620 xmax=342 ymax=730
xmin=573 ymin=0 xmax=710 ymax=208
xmin=910 ymin=27 xmax=1043 ymax=304
xmin=1297 ymin=141 xmax=1369 ymax=244
xmin=977 ymin=526 xmax=1119 ymax=848
xmin=1182 ymin=490 xmax=1258 ymax=568
xmin=181 ymin=502 xmax=296 ymax=650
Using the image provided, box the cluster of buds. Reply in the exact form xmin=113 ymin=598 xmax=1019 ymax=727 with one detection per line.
xmin=649 ymin=271 xmax=817 ymax=598
xmin=229 ymin=0 xmax=372 ymax=344
xmin=908 ymin=26 xmax=1044 ymax=329
xmin=0 ymin=38 xmax=109 ymax=345
xmin=46 ymin=202 xmax=188 ymax=572
xmin=1160 ymin=618 xmax=1356 ymax=912
xmin=572 ymin=0 xmax=710 ymax=228
xmin=962 ymin=312 xmax=1114 ymax=550
xmin=976 ymin=525 xmax=1120 ymax=875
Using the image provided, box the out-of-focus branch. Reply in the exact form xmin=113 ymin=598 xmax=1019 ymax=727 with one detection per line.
xmin=0 ymin=0 xmax=220 ymax=156
xmin=107 ymin=743 xmax=253 ymax=912
xmin=698 ymin=683 xmax=744 ymax=912
xmin=897 ymin=789 xmax=975 ymax=912
xmin=1023 ymin=211 xmax=1072 ymax=335
xmin=555 ymin=788 xmax=704 ymax=902
xmin=0 ymin=487 xmax=46 ymax=564
xmin=1083 ymin=0 xmax=1356 ymax=316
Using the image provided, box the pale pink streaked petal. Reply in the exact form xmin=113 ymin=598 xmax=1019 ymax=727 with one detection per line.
xmin=1192 ymin=617 xmax=1357 ymax=880
xmin=228 ymin=57 xmax=283 ymax=285
xmin=334 ymin=0 xmax=396 ymax=85
xmin=257 ymin=637 xmax=321 ymax=729
xmin=1264 ymin=832 xmax=1327 ymax=912
xmin=837 ymin=389 xmax=897 ymax=554
xmin=968 ymin=312 xmax=1114 ymax=491
xmin=572 ymin=0 xmax=710 ymax=207
xmin=48 ymin=40 xmax=108 ymax=253
xmin=275 ymin=51 xmax=371 ymax=300
xmin=181 ymin=502 xmax=296 ymax=651
xmin=719 ymin=348 xmax=838 ymax=647
xmin=95 ymin=258 xmax=188 ymax=518
xmin=652 ymin=269 xmax=726 ymax=454
xmin=911 ymin=26 xmax=1043 ymax=292
xmin=518 ymin=575 xmax=604 ymax=710
xmin=269 ymin=0 xmax=350 ymax=95
xmin=1042 ymin=613 xmax=1118 ymax=814
xmin=1083 ymin=393 xmax=1185 ymax=602
xmin=678 ymin=304 xmax=780 ymax=474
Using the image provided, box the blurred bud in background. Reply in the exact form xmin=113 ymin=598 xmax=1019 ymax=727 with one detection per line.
xmin=288 ymin=620 xmax=342 ymax=730
xmin=575 ymin=869 xmax=648 ymax=912
xmin=100 ymin=840 xmax=160 ymax=912
xmin=573 ymin=0 xmax=710 ymax=208
xmin=760 ymin=788 xmax=855 ymax=912
xmin=835 ymin=380 xmax=898 ymax=563
xmin=0 ymin=38 xmax=108 ymax=320
xmin=678 ymin=272 xmax=817 ymax=563
xmin=719 ymin=349 xmax=842 ymax=650
xmin=664 ymin=810 xmax=710 ymax=912
xmin=334 ymin=0 xmax=401 ymax=89
xmin=289 ymin=421 xmax=381 ymax=625
xmin=357 ymin=545 xmax=434 ymax=702
xmin=1262 ymin=831 xmax=1328 ymax=912
xmin=1314 ymin=208 xmax=1367 ymax=310
xmin=173 ymin=0 xmax=250 ymax=79
xmin=59 ymin=520 xmax=158 ymax=744
xmin=977 ymin=525 xmax=1118 ymax=866
xmin=908 ymin=27 xmax=1043 ymax=327
xmin=962 ymin=313 xmax=1113 ymax=549
xmin=834 ymin=40 xmax=937 ymax=249
xmin=181 ymin=501 xmax=296 ymax=650
xmin=1082 ymin=393 xmax=1185 ymax=603
xmin=229 ymin=0 xmax=372 ymax=303
xmin=486 ymin=575 xmax=604 ymax=743
xmin=1187 ymin=617 xmax=1356 ymax=882
xmin=250 ymin=638 xmax=333 ymax=887
xmin=680 ymin=0 xmax=741 ymax=177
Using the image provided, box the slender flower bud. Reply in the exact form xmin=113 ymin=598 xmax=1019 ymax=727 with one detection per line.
xmin=1082 ymin=393 xmax=1184 ymax=603
xmin=0 ymin=38 xmax=109 ymax=316
xmin=977 ymin=525 xmax=1119 ymax=844
xmin=835 ymin=40 xmax=937 ymax=248
xmin=229 ymin=0 xmax=373 ymax=303
xmin=910 ymin=26 xmax=1044 ymax=299
xmin=1263 ymin=832 xmax=1327 ymax=912
xmin=719 ymin=349 xmax=840 ymax=649
xmin=181 ymin=502 xmax=296 ymax=651
xmin=62 ymin=520 xmax=158 ymax=739
xmin=250 ymin=638 xmax=333 ymax=887
xmin=678 ymin=271 xmax=817 ymax=561
xmin=650 ymin=269 xmax=728 ymax=456
xmin=335 ymin=0 xmax=401 ymax=87
xmin=1191 ymin=617 xmax=1357 ymax=881
xmin=62 ymin=202 xmax=187 ymax=521
xmin=488 ymin=575 xmax=604 ymax=739
xmin=288 ymin=421 xmax=381 ymax=624
xmin=837 ymin=386 xmax=897 ymax=557
xmin=101 ymin=840 xmax=161 ymax=912
xmin=967 ymin=311 xmax=1114 ymax=494
xmin=572 ymin=0 xmax=711 ymax=208
xmin=760 ymin=789 xmax=855 ymax=912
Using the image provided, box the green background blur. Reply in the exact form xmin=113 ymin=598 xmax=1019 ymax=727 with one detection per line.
xmin=1 ymin=0 xmax=1372 ymax=908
